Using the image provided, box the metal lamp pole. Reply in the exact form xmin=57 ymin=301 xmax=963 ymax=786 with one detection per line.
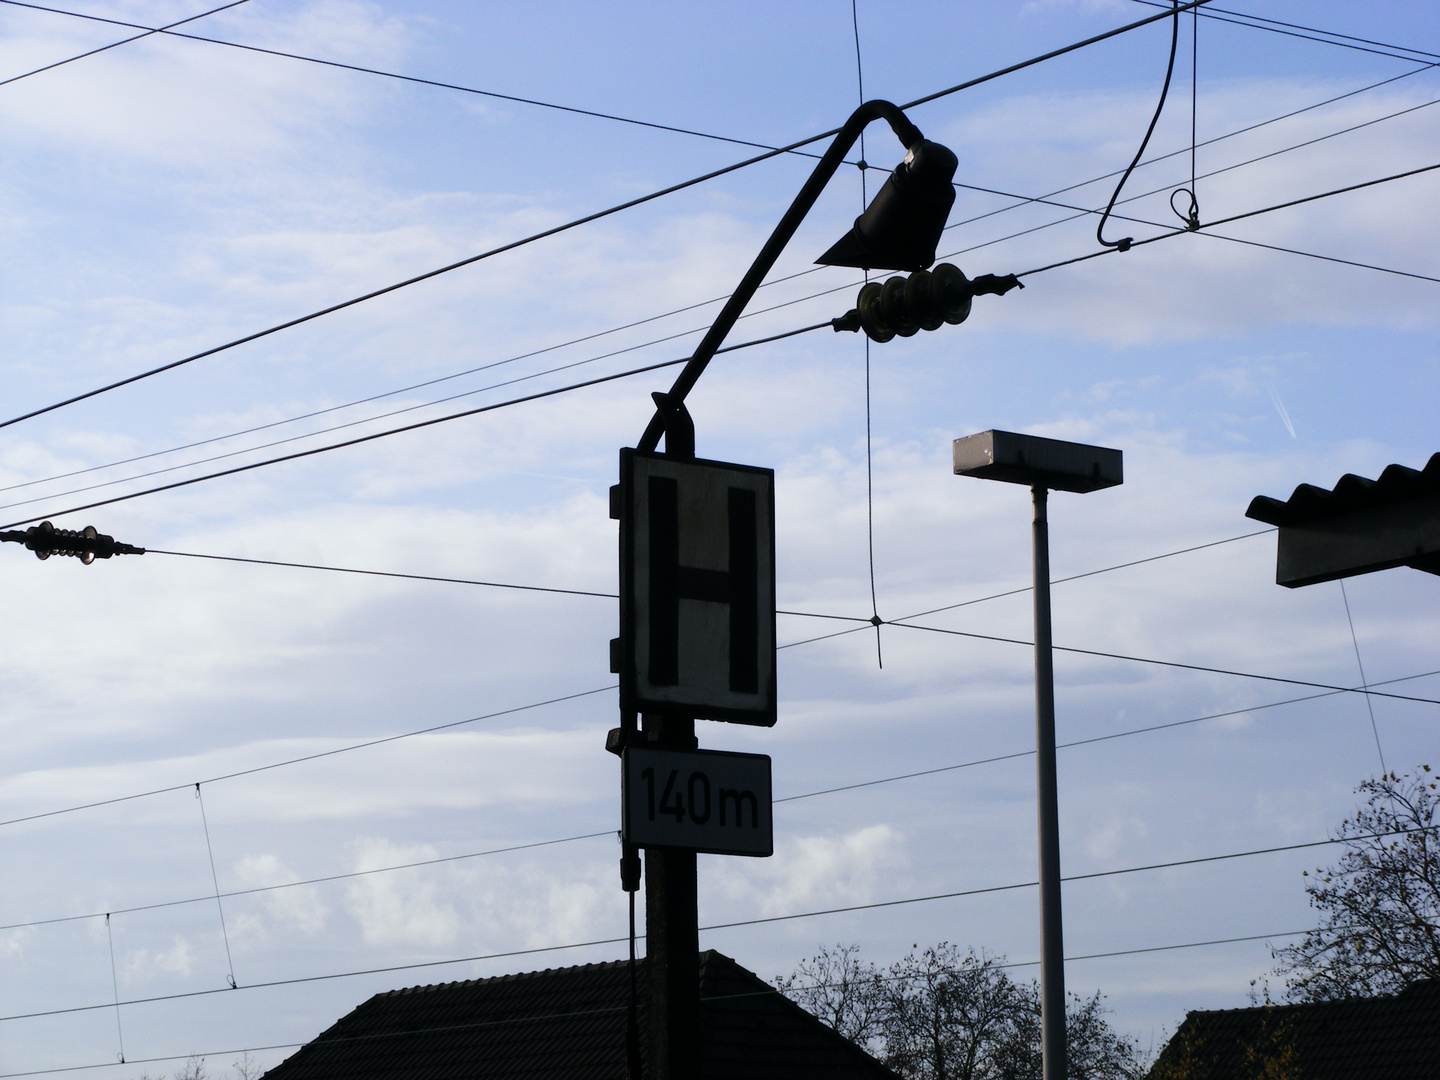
xmin=953 ymin=430 xmax=1123 ymax=1080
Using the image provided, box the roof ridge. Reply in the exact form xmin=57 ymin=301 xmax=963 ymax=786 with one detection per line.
xmin=377 ymin=954 xmax=637 ymax=999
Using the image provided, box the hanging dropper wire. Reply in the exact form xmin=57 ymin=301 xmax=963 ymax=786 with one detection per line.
xmin=1171 ymin=2 xmax=1202 ymax=231
xmin=1099 ymin=0 xmax=1183 ymax=250
xmin=853 ymin=0 xmax=884 ymax=669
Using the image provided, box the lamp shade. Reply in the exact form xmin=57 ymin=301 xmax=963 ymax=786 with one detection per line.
xmin=817 ymin=139 xmax=958 ymax=272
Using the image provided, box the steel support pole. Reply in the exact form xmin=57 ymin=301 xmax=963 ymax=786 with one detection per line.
xmin=643 ymin=711 xmax=699 ymax=1080
xmin=1031 ymin=484 xmax=1067 ymax=1080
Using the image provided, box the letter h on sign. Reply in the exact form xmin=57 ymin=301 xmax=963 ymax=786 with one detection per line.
xmin=616 ymin=449 xmax=776 ymax=725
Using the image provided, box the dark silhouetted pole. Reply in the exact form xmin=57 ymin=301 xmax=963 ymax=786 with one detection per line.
xmin=1032 ymin=484 xmax=1066 ymax=1080
xmin=953 ymin=430 xmax=1122 ymax=1080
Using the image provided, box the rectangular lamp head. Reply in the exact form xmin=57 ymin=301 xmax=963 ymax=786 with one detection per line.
xmin=953 ymin=430 xmax=1123 ymax=493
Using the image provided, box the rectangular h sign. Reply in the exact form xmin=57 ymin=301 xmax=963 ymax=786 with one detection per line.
xmin=622 ymin=747 xmax=772 ymax=856
xmin=617 ymin=449 xmax=776 ymax=725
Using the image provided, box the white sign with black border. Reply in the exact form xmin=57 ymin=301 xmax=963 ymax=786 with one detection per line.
xmin=615 ymin=449 xmax=777 ymax=726
xmin=622 ymin=746 xmax=772 ymax=857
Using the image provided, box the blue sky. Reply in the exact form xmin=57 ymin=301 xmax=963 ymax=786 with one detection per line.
xmin=1 ymin=1 xmax=1438 ymax=1074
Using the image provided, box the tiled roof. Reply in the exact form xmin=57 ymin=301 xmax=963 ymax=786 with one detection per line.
xmin=1146 ymin=980 xmax=1440 ymax=1080
xmin=262 ymin=950 xmax=899 ymax=1080
xmin=1246 ymin=453 xmax=1440 ymax=527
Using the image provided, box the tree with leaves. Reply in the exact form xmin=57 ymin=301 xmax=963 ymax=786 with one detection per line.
xmin=779 ymin=942 xmax=1143 ymax=1080
xmin=1271 ymin=765 xmax=1440 ymax=1001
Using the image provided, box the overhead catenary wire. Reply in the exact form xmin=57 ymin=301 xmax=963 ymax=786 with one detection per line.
xmin=0 ymin=523 xmax=1282 ymax=829
xmin=10 ymin=55 xmax=1433 ymax=506
xmin=955 ymin=173 xmax=1440 ymax=286
xmin=0 ymin=831 xmax=615 ymax=933
xmin=1 ymin=523 xmax=1429 ymax=920
xmin=0 ymin=0 xmax=246 ymax=89
xmin=885 ymin=619 xmax=1440 ymax=707
xmin=0 ymin=927 xmax=1338 ymax=1079
xmin=0 ymin=523 xmax=1384 ymax=830
xmin=1128 ymin=0 xmax=1440 ymax=65
xmin=0 ymin=285 xmax=847 ymax=516
xmin=3 ymin=824 xmax=1421 ymax=1028
xmin=1016 ymin=159 xmax=1440 ymax=279
xmin=0 ymin=0 xmax=1210 ymax=433
xmin=0 ymin=0 xmax=830 ymax=160
xmin=148 ymin=549 xmax=617 ymax=599
xmin=777 ymin=527 xmax=1277 ymax=651
xmin=0 ymin=924 xmax=1318 ymax=1079
xmin=0 ymin=685 xmax=615 ymax=830
xmin=10 ymin=150 xmax=1436 ymax=530
xmin=1190 ymin=5 xmax=1440 ymax=62
xmin=0 ymin=321 xmax=831 ymax=530
xmin=6 ymin=662 xmax=1436 ymax=937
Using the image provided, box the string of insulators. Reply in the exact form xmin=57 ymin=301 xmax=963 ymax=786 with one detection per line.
xmin=0 ymin=521 xmax=145 ymax=565
xmin=832 ymin=263 xmax=1024 ymax=342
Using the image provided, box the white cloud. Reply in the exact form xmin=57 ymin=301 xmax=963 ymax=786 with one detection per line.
xmin=124 ymin=935 xmax=195 ymax=981
xmin=344 ymin=838 xmax=459 ymax=948
xmin=713 ymin=824 xmax=904 ymax=919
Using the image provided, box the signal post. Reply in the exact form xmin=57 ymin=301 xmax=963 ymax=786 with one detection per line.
xmin=606 ymin=97 xmax=1006 ymax=1079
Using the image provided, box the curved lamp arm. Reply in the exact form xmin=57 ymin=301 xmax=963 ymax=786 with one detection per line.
xmin=636 ymin=99 xmax=923 ymax=454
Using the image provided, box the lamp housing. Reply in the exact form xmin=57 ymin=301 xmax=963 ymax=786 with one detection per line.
xmin=817 ymin=139 xmax=958 ymax=272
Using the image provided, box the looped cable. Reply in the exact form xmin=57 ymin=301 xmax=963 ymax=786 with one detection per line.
xmin=1171 ymin=187 xmax=1201 ymax=231
xmin=1097 ymin=1 xmax=1182 ymax=252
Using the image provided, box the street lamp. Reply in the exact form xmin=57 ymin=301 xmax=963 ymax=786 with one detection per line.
xmin=634 ymin=99 xmax=959 ymax=456
xmin=953 ymin=429 xmax=1123 ymax=1080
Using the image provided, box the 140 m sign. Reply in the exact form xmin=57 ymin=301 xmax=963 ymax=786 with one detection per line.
xmin=622 ymin=747 xmax=772 ymax=857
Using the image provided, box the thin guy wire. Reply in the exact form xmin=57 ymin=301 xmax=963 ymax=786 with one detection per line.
xmin=0 ymin=925 xmax=1313 ymax=1079
xmin=700 ymin=827 xmax=1431 ymax=933
xmin=3 ymin=822 xmax=1413 ymax=1027
xmin=0 ymin=0 xmax=1206 ymax=432
xmin=0 ymin=686 xmax=614 ymax=829
xmin=195 ymin=784 xmax=237 ymax=989
xmin=778 ymin=527 xmax=1275 ymax=650
xmin=10 ymin=56 xmax=1429 ymax=505
xmin=148 ymin=549 xmax=615 ymax=599
xmin=1017 ymin=159 xmax=1440 ymax=279
xmin=852 ymin=0 xmax=882 ymax=670
xmin=1190 ymin=4 xmax=1440 ymax=62
xmin=77 ymin=72 xmax=1440 ymax=506
xmin=954 ymin=172 xmax=1440 ymax=285
xmin=1191 ymin=1 xmax=1198 ymax=194
xmin=9 ymin=663 xmax=1436 ymax=938
xmin=3 ymin=527 xmax=1276 ymax=834
xmin=104 ymin=913 xmax=124 ymax=1063
xmin=0 ymin=526 xmax=1406 ymax=841
xmin=0 ymin=0 xmax=246 ymax=88
xmin=776 ymin=667 xmax=1440 ymax=805
xmin=0 ymin=322 xmax=829 ymax=530
xmin=14 ymin=144 xmax=1424 ymax=528
xmin=0 ymin=285 xmax=841 ymax=515
xmin=1 ymin=832 xmax=613 ymax=933
xmin=1340 ymin=579 xmax=1388 ymax=775
xmin=1129 ymin=0 xmax=1440 ymax=65
xmin=885 ymin=619 xmax=1440 ymax=706
xmin=0 ymin=0 xmax=826 ymax=160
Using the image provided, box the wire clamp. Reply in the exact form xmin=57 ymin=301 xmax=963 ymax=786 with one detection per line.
xmin=1171 ymin=188 xmax=1201 ymax=232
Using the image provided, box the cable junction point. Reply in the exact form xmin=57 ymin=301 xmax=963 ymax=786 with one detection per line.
xmin=0 ymin=521 xmax=144 ymax=564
